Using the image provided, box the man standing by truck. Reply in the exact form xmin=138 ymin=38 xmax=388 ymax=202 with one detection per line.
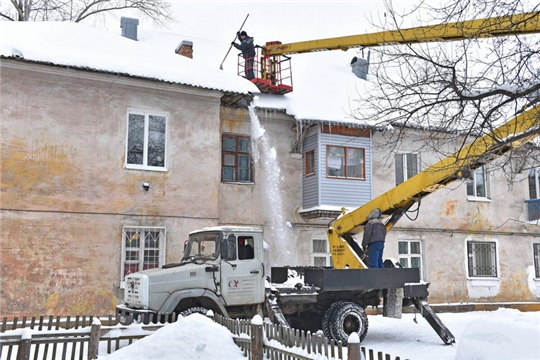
xmin=361 ymin=208 xmax=386 ymax=268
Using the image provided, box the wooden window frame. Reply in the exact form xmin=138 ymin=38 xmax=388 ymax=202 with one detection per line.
xmin=222 ymin=134 xmax=253 ymax=183
xmin=305 ymin=150 xmax=315 ymax=177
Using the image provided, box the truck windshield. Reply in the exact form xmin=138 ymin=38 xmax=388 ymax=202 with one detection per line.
xmin=183 ymin=232 xmax=222 ymax=261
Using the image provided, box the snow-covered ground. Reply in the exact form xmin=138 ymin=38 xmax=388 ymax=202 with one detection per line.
xmin=97 ymin=308 xmax=540 ymax=360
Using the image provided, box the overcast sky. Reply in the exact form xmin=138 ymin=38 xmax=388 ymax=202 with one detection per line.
xmin=104 ymin=1 xmax=419 ymax=71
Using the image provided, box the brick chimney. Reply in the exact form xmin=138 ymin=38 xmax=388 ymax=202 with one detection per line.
xmin=175 ymin=40 xmax=193 ymax=59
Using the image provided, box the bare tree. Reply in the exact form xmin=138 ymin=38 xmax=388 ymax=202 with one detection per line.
xmin=0 ymin=0 xmax=173 ymax=26
xmin=354 ymin=0 xmax=540 ymax=179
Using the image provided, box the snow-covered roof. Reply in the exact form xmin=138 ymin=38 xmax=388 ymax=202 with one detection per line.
xmin=0 ymin=21 xmax=259 ymax=95
xmin=253 ymin=51 xmax=375 ymax=126
xmin=0 ymin=21 xmax=377 ymax=126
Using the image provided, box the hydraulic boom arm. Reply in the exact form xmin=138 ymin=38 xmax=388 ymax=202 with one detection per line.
xmin=264 ymin=12 xmax=540 ymax=56
xmin=327 ymin=105 xmax=540 ymax=269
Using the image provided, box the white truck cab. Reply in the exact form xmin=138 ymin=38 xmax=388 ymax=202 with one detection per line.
xmin=117 ymin=226 xmax=266 ymax=324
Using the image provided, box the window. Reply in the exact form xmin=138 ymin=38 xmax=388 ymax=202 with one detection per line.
xmin=305 ymin=150 xmax=315 ymax=176
xmin=238 ymin=236 xmax=255 ymax=260
xmin=466 ymin=166 xmax=490 ymax=199
xmin=125 ymin=111 xmax=168 ymax=171
xmin=222 ymin=134 xmax=253 ymax=182
xmin=534 ymin=243 xmax=540 ymax=278
xmin=467 ymin=241 xmax=497 ymax=277
xmin=312 ymin=238 xmax=333 ymax=267
xmin=398 ymin=240 xmax=423 ymax=279
xmin=528 ymin=168 xmax=540 ymax=199
xmin=395 ymin=153 xmax=419 ymax=185
xmin=122 ymin=227 xmax=166 ymax=284
xmin=326 ymin=145 xmax=365 ymax=179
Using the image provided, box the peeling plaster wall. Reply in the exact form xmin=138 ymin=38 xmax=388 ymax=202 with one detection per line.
xmin=371 ymin=129 xmax=540 ymax=303
xmin=0 ymin=60 xmax=222 ymax=317
xmin=218 ymin=108 xmax=305 ymax=267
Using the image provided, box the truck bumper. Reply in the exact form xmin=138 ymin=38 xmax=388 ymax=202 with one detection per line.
xmin=116 ymin=305 xmax=157 ymax=325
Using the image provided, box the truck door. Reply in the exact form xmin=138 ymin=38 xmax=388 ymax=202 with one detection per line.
xmin=220 ymin=233 xmax=265 ymax=305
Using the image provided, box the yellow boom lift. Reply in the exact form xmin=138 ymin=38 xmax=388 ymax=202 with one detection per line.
xmin=235 ymin=11 xmax=540 ymax=268
xmin=240 ymin=12 xmax=540 ymax=95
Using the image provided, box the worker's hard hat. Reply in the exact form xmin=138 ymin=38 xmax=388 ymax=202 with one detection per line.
xmin=240 ymin=31 xmax=247 ymax=36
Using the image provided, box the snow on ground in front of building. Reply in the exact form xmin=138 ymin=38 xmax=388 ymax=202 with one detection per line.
xmin=97 ymin=313 xmax=246 ymax=360
xmin=95 ymin=308 xmax=540 ymax=360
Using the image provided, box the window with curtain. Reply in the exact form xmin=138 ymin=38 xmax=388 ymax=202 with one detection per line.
xmin=467 ymin=241 xmax=497 ymax=277
xmin=326 ymin=145 xmax=365 ymax=179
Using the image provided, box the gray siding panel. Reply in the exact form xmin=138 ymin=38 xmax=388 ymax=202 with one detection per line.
xmin=302 ymin=134 xmax=319 ymax=208
xmin=319 ymin=133 xmax=372 ymax=208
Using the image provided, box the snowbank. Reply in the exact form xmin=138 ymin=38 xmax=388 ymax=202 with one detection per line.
xmin=98 ymin=313 xmax=246 ymax=360
xmin=456 ymin=308 xmax=540 ymax=360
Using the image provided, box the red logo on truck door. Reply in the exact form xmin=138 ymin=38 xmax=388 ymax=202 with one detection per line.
xmin=228 ymin=280 xmax=239 ymax=288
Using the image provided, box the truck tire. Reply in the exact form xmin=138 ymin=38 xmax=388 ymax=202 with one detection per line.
xmin=180 ymin=306 xmax=209 ymax=317
xmin=322 ymin=301 xmax=347 ymax=339
xmin=327 ymin=302 xmax=369 ymax=345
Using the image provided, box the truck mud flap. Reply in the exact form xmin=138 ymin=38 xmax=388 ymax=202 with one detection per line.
xmin=414 ymin=300 xmax=455 ymax=345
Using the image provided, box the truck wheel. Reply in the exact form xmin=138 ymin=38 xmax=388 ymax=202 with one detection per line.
xmin=180 ymin=306 xmax=209 ymax=317
xmin=322 ymin=301 xmax=347 ymax=339
xmin=327 ymin=302 xmax=369 ymax=345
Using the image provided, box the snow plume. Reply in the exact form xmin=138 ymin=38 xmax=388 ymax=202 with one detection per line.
xmin=249 ymin=105 xmax=299 ymax=266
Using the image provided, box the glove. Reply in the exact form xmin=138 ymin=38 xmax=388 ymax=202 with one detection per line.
xmin=236 ymin=31 xmax=240 ymax=36
xmin=231 ymin=41 xmax=235 ymax=45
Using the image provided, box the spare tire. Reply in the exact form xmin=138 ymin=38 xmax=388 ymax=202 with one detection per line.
xmin=327 ymin=302 xmax=369 ymax=345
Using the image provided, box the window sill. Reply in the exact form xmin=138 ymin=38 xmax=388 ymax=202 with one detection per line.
xmin=466 ymin=277 xmax=500 ymax=286
xmin=222 ymin=181 xmax=255 ymax=185
xmin=466 ymin=196 xmax=491 ymax=202
xmin=125 ymin=165 xmax=168 ymax=172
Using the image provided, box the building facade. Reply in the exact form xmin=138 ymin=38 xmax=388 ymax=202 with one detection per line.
xmin=1 ymin=22 xmax=540 ymax=318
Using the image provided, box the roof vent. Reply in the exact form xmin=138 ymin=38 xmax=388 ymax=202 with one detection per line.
xmin=120 ymin=17 xmax=139 ymax=41
xmin=175 ymin=40 xmax=193 ymax=59
xmin=350 ymin=51 xmax=370 ymax=80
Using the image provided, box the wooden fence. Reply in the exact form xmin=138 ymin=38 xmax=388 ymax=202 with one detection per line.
xmin=0 ymin=313 xmax=407 ymax=360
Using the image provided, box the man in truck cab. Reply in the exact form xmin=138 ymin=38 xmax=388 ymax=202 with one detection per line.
xmin=361 ymin=208 xmax=386 ymax=268
xmin=238 ymin=237 xmax=254 ymax=260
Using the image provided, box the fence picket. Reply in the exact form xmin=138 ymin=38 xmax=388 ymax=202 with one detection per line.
xmin=0 ymin=313 xmax=406 ymax=360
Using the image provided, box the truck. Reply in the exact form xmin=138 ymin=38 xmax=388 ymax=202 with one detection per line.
xmin=116 ymin=12 xmax=540 ymax=345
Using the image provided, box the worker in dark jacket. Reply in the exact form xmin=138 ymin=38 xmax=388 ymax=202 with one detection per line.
xmin=232 ymin=31 xmax=256 ymax=80
xmin=361 ymin=208 xmax=386 ymax=268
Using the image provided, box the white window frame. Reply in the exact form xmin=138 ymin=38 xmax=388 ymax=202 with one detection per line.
xmin=395 ymin=153 xmax=420 ymax=185
xmin=125 ymin=109 xmax=169 ymax=172
xmin=466 ymin=240 xmax=498 ymax=278
xmin=120 ymin=226 xmax=166 ymax=288
xmin=398 ymin=239 xmax=423 ymax=280
xmin=312 ymin=238 xmax=332 ymax=267
xmin=466 ymin=166 xmax=490 ymax=200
